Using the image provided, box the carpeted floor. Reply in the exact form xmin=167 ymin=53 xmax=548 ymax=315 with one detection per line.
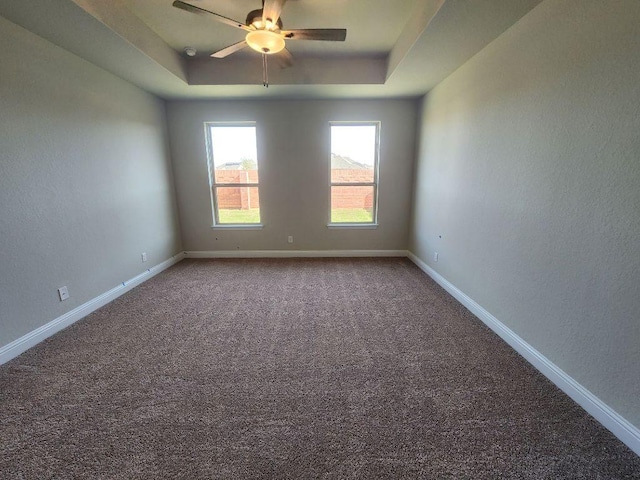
xmin=1 ymin=258 xmax=639 ymax=479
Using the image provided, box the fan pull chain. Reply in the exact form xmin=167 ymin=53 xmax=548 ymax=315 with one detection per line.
xmin=262 ymin=54 xmax=269 ymax=88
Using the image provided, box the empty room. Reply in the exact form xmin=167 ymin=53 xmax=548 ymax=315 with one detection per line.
xmin=1 ymin=0 xmax=639 ymax=478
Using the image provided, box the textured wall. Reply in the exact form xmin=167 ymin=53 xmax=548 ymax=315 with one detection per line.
xmin=0 ymin=17 xmax=182 ymax=346
xmin=410 ymin=0 xmax=640 ymax=427
xmin=166 ymin=99 xmax=418 ymax=251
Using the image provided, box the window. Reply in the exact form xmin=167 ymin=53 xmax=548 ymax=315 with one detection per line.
xmin=329 ymin=122 xmax=380 ymax=224
xmin=205 ymin=123 xmax=261 ymax=226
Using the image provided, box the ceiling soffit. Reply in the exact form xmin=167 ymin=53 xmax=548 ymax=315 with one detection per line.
xmin=0 ymin=0 xmax=545 ymax=99
xmin=74 ymin=0 xmax=437 ymax=87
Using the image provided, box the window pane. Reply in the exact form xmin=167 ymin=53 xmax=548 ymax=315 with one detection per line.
xmin=210 ymin=126 xmax=259 ymax=184
xmin=331 ymin=186 xmax=375 ymax=223
xmin=331 ymin=125 xmax=376 ymax=183
xmin=215 ymin=186 xmax=261 ymax=224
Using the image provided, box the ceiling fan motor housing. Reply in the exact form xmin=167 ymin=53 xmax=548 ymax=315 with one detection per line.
xmin=246 ymin=9 xmax=283 ymax=30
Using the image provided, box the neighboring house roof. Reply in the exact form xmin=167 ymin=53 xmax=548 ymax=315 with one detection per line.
xmin=216 ymin=162 xmax=242 ymax=170
xmin=331 ymin=154 xmax=369 ymax=169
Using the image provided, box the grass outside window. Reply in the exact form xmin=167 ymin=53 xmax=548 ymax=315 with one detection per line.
xmin=217 ymin=208 xmax=261 ymax=224
xmin=330 ymin=208 xmax=374 ymax=223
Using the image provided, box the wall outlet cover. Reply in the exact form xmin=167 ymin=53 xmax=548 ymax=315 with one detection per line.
xmin=58 ymin=286 xmax=69 ymax=301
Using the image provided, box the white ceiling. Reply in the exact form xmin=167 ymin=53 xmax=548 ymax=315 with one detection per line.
xmin=0 ymin=0 xmax=544 ymax=100
xmin=123 ymin=0 xmax=418 ymax=56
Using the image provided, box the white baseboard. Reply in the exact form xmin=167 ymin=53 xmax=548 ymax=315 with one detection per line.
xmin=407 ymin=251 xmax=640 ymax=457
xmin=0 ymin=252 xmax=184 ymax=365
xmin=184 ymin=250 xmax=409 ymax=259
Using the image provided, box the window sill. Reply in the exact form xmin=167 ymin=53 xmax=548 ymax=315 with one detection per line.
xmin=327 ymin=223 xmax=378 ymax=229
xmin=211 ymin=224 xmax=264 ymax=230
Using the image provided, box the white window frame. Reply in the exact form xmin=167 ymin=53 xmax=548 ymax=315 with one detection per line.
xmin=328 ymin=121 xmax=381 ymax=227
xmin=204 ymin=122 xmax=262 ymax=229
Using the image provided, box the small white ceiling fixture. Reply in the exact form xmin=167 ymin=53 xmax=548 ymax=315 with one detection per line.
xmin=183 ymin=46 xmax=197 ymax=57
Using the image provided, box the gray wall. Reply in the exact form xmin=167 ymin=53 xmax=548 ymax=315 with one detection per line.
xmin=0 ymin=17 xmax=182 ymax=346
xmin=167 ymin=99 xmax=418 ymax=252
xmin=410 ymin=0 xmax=640 ymax=427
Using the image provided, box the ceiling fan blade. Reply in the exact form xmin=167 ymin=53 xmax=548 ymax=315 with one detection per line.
xmin=262 ymin=0 xmax=287 ymax=25
xmin=172 ymin=1 xmax=251 ymax=32
xmin=275 ymin=48 xmax=294 ymax=69
xmin=211 ymin=40 xmax=248 ymax=58
xmin=282 ymin=29 xmax=347 ymax=41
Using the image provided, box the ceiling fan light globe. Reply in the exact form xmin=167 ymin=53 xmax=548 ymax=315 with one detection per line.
xmin=246 ymin=30 xmax=285 ymax=54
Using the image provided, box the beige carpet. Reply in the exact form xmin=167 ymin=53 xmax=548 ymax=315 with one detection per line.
xmin=1 ymin=258 xmax=639 ymax=479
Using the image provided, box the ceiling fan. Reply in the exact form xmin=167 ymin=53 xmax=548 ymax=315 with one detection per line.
xmin=172 ymin=0 xmax=347 ymax=87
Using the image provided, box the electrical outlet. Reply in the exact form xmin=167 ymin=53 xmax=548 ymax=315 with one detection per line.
xmin=58 ymin=286 xmax=69 ymax=301
xmin=141 ymin=252 xmax=147 ymax=262
xmin=434 ymin=252 xmax=439 ymax=262
xmin=287 ymin=235 xmax=294 ymax=244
